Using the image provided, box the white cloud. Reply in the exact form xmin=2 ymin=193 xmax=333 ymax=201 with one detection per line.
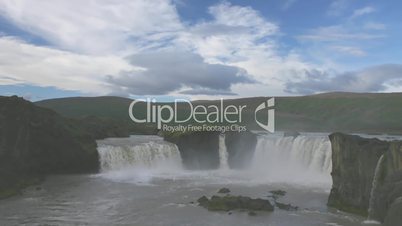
xmin=0 ymin=0 xmax=183 ymax=54
xmin=327 ymin=0 xmax=349 ymax=16
xmin=364 ymin=22 xmax=386 ymax=30
xmin=298 ymin=25 xmax=385 ymax=41
xmin=176 ymin=1 xmax=314 ymax=95
xmin=285 ymin=64 xmax=402 ymax=94
xmin=0 ymin=36 xmax=134 ymax=94
xmin=351 ymin=6 xmax=375 ymax=19
xmin=330 ymin=45 xmax=366 ymax=57
xmin=0 ymin=1 xmax=323 ymax=97
xmin=1 ymin=0 xmax=390 ymax=98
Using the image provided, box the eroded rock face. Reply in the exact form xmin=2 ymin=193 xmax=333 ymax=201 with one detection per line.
xmin=328 ymin=132 xmax=402 ymax=224
xmin=384 ymin=197 xmax=402 ymax=226
xmin=225 ymin=131 xmax=257 ymax=169
xmin=164 ymin=131 xmax=258 ymax=170
xmin=0 ymin=96 xmax=99 ymax=197
xmin=217 ymin=188 xmax=230 ymax=194
xmin=373 ymin=142 xmax=402 ymax=221
xmin=164 ymin=132 xmax=220 ymax=169
xmin=328 ymin=133 xmax=389 ymax=215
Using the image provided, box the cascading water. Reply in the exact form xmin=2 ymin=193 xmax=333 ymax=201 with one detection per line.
xmin=97 ymin=136 xmax=182 ymax=172
xmin=219 ymin=134 xmax=229 ymax=170
xmin=367 ymin=155 xmax=385 ymax=222
xmin=249 ymin=133 xmax=332 ymax=185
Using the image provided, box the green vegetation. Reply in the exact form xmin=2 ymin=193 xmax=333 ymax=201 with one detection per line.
xmin=36 ymin=92 xmax=402 ymax=134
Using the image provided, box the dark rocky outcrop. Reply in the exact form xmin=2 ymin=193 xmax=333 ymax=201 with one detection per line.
xmin=197 ymin=195 xmax=274 ymax=212
xmin=225 ymin=131 xmax=257 ymax=169
xmin=164 ymin=131 xmax=220 ymax=169
xmin=0 ymin=96 xmax=118 ymax=198
xmin=269 ymin=190 xmax=287 ymax=198
xmin=372 ymin=141 xmax=402 ymax=222
xmin=328 ymin=132 xmax=402 ymax=224
xmin=328 ymin=133 xmax=388 ymax=215
xmin=275 ymin=201 xmax=298 ymax=211
xmin=164 ymin=131 xmax=258 ymax=170
xmin=384 ymin=197 xmax=402 ymax=226
xmin=217 ymin=187 xmax=230 ymax=194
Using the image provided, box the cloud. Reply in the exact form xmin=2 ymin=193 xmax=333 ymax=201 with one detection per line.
xmin=0 ymin=0 xmax=183 ymax=54
xmin=364 ymin=22 xmax=386 ymax=30
xmin=1 ymin=0 xmax=392 ymax=98
xmin=0 ymin=36 xmax=133 ymax=94
xmin=106 ymin=50 xmax=254 ymax=95
xmin=177 ymin=1 xmax=314 ymax=95
xmin=327 ymin=0 xmax=349 ymax=16
xmin=351 ymin=6 xmax=375 ymax=19
xmin=298 ymin=25 xmax=385 ymax=41
xmin=330 ymin=45 xmax=366 ymax=56
xmin=285 ymin=64 xmax=402 ymax=94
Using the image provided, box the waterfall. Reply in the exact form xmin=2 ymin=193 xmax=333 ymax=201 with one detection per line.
xmin=249 ymin=134 xmax=332 ymax=185
xmin=219 ymin=134 xmax=229 ymax=170
xmin=367 ymin=155 xmax=385 ymax=222
xmin=97 ymin=136 xmax=182 ymax=172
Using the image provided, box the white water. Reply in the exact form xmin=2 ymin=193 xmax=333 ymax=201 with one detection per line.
xmin=218 ymin=134 xmax=229 ymax=170
xmin=249 ymin=134 xmax=332 ymax=185
xmin=97 ymin=136 xmax=182 ymax=172
xmin=367 ymin=154 xmax=385 ymax=222
xmin=96 ymin=134 xmax=332 ymax=187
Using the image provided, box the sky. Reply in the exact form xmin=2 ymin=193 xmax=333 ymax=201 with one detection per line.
xmin=0 ymin=0 xmax=401 ymax=101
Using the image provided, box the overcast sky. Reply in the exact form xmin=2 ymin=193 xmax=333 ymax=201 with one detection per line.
xmin=0 ymin=0 xmax=401 ymax=100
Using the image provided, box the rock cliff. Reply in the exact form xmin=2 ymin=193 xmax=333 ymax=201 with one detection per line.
xmin=0 ymin=96 xmax=100 ymax=198
xmin=328 ymin=132 xmax=402 ymax=224
xmin=164 ymin=131 xmax=220 ymax=169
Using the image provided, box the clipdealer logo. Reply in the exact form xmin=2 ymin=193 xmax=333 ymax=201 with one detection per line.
xmin=128 ymin=98 xmax=275 ymax=132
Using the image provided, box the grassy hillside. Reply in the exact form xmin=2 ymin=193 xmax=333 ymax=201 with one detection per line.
xmin=36 ymin=96 xmax=133 ymax=119
xmin=275 ymin=92 xmax=402 ymax=134
xmin=35 ymin=92 xmax=402 ymax=134
xmin=36 ymin=96 xmax=156 ymax=134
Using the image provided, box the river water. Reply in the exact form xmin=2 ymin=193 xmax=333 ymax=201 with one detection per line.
xmin=0 ymin=135 xmax=375 ymax=226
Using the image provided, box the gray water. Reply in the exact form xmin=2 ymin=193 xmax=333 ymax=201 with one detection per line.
xmin=0 ymin=135 xmax=374 ymax=226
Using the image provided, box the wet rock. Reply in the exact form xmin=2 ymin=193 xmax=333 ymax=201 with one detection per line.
xmin=328 ymin=133 xmax=389 ymax=216
xmin=270 ymin=190 xmax=286 ymax=196
xmin=197 ymin=195 xmax=274 ymax=212
xmin=275 ymin=201 xmax=298 ymax=211
xmin=269 ymin=190 xmax=286 ymax=200
xmin=248 ymin=211 xmax=257 ymax=216
xmin=384 ymin=197 xmax=402 ymax=226
xmin=218 ymin=188 xmax=230 ymax=194
xmin=197 ymin=196 xmax=209 ymax=208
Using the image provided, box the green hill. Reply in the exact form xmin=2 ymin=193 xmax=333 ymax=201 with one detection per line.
xmin=35 ymin=92 xmax=402 ymax=134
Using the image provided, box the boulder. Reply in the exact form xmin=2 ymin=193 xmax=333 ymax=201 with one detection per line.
xmin=275 ymin=201 xmax=298 ymax=211
xmin=218 ymin=188 xmax=230 ymax=194
xmin=197 ymin=195 xmax=274 ymax=212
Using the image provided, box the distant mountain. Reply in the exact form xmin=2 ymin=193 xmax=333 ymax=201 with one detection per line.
xmin=36 ymin=92 xmax=402 ymax=134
